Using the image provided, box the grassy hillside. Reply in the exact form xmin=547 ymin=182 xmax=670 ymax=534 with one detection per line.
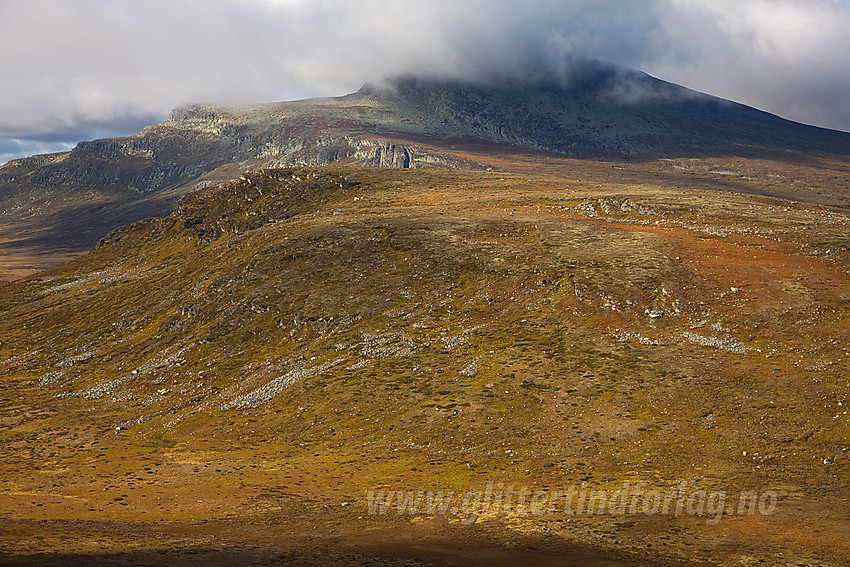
xmin=1 ymin=154 xmax=848 ymax=565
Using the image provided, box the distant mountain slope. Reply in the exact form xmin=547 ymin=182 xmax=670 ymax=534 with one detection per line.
xmin=1 ymin=59 xmax=849 ymax=272
xmin=5 ymin=59 xmax=850 ymax=198
xmin=353 ymin=63 xmax=850 ymax=157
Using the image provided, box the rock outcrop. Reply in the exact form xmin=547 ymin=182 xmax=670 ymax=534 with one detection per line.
xmin=374 ymin=142 xmax=413 ymax=168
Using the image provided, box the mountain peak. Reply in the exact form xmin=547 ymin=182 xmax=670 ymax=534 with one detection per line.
xmin=360 ymin=58 xmax=690 ymax=101
xmin=346 ymin=63 xmax=850 ymax=158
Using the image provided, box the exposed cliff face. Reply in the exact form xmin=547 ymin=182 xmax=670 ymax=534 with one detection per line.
xmin=1 ymin=131 xmax=217 ymax=194
xmin=373 ymin=142 xmax=412 ymax=168
xmin=0 ymin=105 xmax=441 ymax=195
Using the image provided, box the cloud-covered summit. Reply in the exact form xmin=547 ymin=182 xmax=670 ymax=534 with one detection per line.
xmin=2 ymin=0 xmax=849 ymax=164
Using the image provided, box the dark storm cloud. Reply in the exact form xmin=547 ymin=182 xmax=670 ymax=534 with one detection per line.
xmin=2 ymin=0 xmax=849 ymax=164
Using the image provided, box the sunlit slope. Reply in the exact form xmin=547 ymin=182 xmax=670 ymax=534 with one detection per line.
xmin=0 ymin=164 xmax=847 ymax=564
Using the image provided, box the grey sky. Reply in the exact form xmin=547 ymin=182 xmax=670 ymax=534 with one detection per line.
xmin=2 ymin=0 xmax=849 ymax=164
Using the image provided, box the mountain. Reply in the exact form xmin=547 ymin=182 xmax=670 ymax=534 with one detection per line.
xmin=2 ymin=60 xmax=850 ymax=281
xmin=350 ymin=64 xmax=850 ymax=157
xmin=8 ymin=61 xmax=850 ymax=197
xmin=1 ymin=61 xmax=850 ymax=564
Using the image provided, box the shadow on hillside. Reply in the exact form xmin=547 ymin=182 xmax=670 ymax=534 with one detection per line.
xmin=0 ymin=547 xmax=687 ymax=567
